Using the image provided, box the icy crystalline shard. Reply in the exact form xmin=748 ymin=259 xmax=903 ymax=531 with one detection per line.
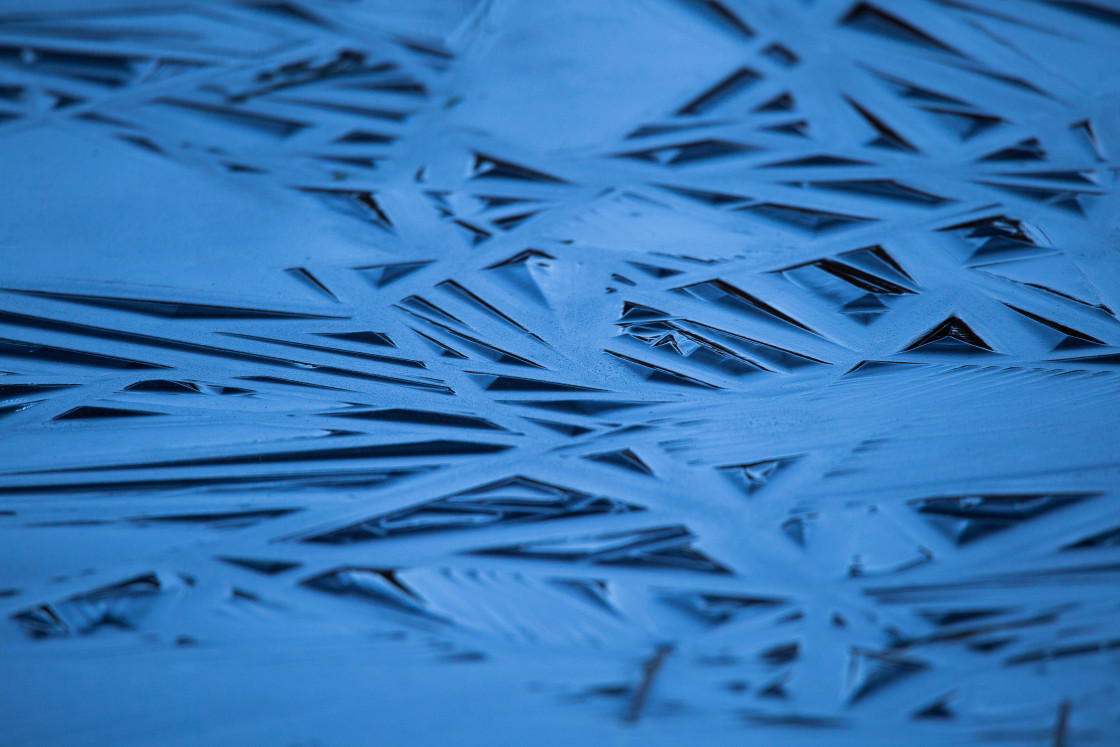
xmin=303 ymin=477 xmax=643 ymax=544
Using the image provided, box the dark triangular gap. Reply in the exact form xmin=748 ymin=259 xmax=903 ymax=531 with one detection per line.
xmin=904 ymin=316 xmax=993 ymax=352
xmin=584 ymin=449 xmax=654 ymax=475
xmin=677 ymin=67 xmax=762 ymax=116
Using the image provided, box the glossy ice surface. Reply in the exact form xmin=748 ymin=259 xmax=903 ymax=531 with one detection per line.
xmin=2 ymin=1 xmax=1120 ymax=744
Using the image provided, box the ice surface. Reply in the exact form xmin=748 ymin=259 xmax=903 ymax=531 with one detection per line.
xmin=1 ymin=0 xmax=1120 ymax=744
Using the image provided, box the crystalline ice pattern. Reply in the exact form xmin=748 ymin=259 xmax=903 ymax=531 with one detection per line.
xmin=1 ymin=1 xmax=1119 ymax=744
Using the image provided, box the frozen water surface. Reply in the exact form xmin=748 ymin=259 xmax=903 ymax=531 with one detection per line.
xmin=1 ymin=0 xmax=1120 ymax=744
